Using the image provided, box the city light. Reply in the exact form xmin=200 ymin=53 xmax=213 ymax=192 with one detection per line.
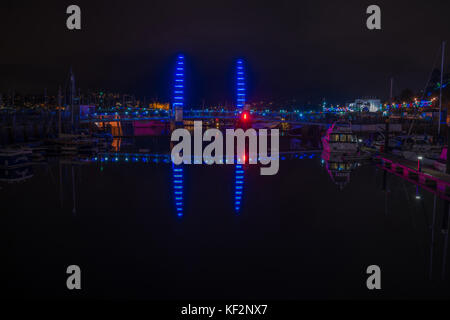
xmin=173 ymin=164 xmax=184 ymax=217
xmin=235 ymin=164 xmax=244 ymax=213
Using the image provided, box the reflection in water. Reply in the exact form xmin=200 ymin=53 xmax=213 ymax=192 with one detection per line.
xmin=59 ymin=160 xmax=64 ymax=208
xmin=382 ymin=170 xmax=389 ymax=216
xmin=415 ymin=185 xmax=421 ymax=200
xmin=234 ymin=164 xmax=244 ymax=214
xmin=443 ymin=201 xmax=450 ymax=279
xmin=172 ymin=164 xmax=184 ymax=217
xmin=321 ymin=151 xmax=359 ymax=190
xmin=378 ymin=162 xmax=450 ymax=280
xmin=430 ymin=195 xmax=437 ymax=280
xmin=71 ymin=165 xmax=77 ymax=215
xmin=3 ymin=148 xmax=450 ymax=298
xmin=111 ymin=137 xmax=122 ymax=151
xmin=94 ymin=114 xmax=123 ymax=137
xmin=0 ymin=165 xmax=33 ymax=183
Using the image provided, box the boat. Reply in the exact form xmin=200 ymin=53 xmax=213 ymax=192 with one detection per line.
xmin=390 ymin=135 xmax=442 ymax=164
xmin=321 ymin=121 xmax=359 ymax=154
xmin=367 ymin=133 xmax=400 ymax=152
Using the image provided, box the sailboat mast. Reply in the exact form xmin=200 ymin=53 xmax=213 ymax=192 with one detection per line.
xmin=438 ymin=41 xmax=446 ymax=136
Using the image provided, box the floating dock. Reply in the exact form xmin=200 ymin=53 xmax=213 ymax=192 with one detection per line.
xmin=376 ymin=154 xmax=450 ymax=201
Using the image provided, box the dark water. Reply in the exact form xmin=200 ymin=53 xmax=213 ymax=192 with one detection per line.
xmin=3 ymin=150 xmax=450 ymax=299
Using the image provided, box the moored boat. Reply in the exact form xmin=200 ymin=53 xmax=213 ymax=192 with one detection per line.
xmin=321 ymin=121 xmax=359 ymax=154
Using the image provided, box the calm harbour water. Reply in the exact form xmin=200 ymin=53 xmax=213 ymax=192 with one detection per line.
xmin=3 ymin=141 xmax=450 ymax=299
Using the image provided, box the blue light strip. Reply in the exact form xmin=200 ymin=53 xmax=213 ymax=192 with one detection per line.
xmin=172 ymin=163 xmax=184 ymax=217
xmin=173 ymin=54 xmax=185 ymax=116
xmin=236 ymin=59 xmax=246 ymax=109
xmin=89 ymin=152 xmax=315 ymax=165
xmin=234 ymin=164 xmax=244 ymax=213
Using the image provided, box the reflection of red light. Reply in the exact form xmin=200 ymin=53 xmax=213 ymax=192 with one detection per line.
xmin=243 ymin=155 xmax=246 ymax=163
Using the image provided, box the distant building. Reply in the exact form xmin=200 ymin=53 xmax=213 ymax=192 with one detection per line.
xmin=348 ymin=99 xmax=381 ymax=112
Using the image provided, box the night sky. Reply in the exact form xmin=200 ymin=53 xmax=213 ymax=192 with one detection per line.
xmin=1 ymin=0 xmax=450 ymax=105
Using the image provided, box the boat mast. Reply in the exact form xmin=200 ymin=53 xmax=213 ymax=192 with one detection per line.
xmin=438 ymin=41 xmax=446 ymax=136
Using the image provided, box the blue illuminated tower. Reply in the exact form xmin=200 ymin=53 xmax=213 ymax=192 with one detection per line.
xmin=172 ymin=164 xmax=184 ymax=217
xmin=172 ymin=54 xmax=185 ymax=118
xmin=234 ymin=164 xmax=244 ymax=213
xmin=236 ymin=59 xmax=246 ymax=110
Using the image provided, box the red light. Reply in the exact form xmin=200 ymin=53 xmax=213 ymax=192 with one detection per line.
xmin=242 ymin=112 xmax=248 ymax=121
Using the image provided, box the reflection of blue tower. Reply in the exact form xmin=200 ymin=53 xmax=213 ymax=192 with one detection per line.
xmin=234 ymin=164 xmax=244 ymax=213
xmin=172 ymin=54 xmax=185 ymax=118
xmin=172 ymin=164 xmax=184 ymax=217
xmin=236 ymin=59 xmax=246 ymax=110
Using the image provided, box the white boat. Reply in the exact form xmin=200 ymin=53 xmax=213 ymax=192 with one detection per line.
xmin=322 ymin=121 xmax=359 ymax=154
xmin=391 ymin=135 xmax=442 ymax=164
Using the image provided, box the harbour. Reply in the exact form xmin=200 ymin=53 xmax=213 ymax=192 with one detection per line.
xmin=3 ymin=1 xmax=450 ymax=304
xmin=2 ymin=61 xmax=450 ymax=299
